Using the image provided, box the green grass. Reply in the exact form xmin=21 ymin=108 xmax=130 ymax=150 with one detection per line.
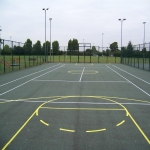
xmin=0 ymin=55 xmax=120 ymax=74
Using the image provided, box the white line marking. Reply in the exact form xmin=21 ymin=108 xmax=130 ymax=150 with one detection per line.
xmin=33 ymin=80 xmax=129 ymax=83
xmin=20 ymin=101 xmax=150 ymax=105
xmin=0 ymin=64 xmax=65 ymax=96
xmin=106 ymin=65 xmax=150 ymax=97
xmin=112 ymin=65 xmax=150 ymax=84
xmin=0 ymin=63 xmax=61 ymax=87
xmin=79 ymin=67 xmax=85 ymax=82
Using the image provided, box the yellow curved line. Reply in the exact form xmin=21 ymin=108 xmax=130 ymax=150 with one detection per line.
xmin=41 ymin=107 xmax=124 ymax=111
xmin=40 ymin=120 xmax=49 ymax=126
xmin=96 ymin=97 xmax=128 ymax=116
xmin=116 ymin=120 xmax=125 ymax=126
xmin=3 ymin=95 xmax=150 ymax=149
xmin=86 ymin=128 xmax=106 ymax=133
xmin=60 ymin=128 xmax=75 ymax=132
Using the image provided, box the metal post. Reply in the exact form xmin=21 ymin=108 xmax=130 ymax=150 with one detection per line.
xmin=143 ymin=22 xmax=146 ymax=48
xmin=0 ymin=26 xmax=2 ymax=56
xmin=49 ymin=18 xmax=52 ymax=62
xmin=102 ymin=33 xmax=104 ymax=56
xmin=118 ymin=18 xmax=126 ymax=63
xmin=42 ymin=8 xmax=49 ymax=62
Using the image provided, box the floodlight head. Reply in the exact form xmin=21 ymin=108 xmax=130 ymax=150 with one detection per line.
xmin=46 ymin=8 xmax=49 ymax=10
xmin=49 ymin=18 xmax=52 ymax=20
xmin=143 ymin=22 xmax=146 ymax=24
xmin=123 ymin=18 xmax=126 ymax=21
xmin=42 ymin=8 xmax=45 ymax=10
xmin=118 ymin=19 xmax=121 ymax=21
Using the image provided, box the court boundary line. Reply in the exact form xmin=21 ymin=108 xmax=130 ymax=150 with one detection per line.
xmin=0 ymin=63 xmax=61 ymax=87
xmin=0 ymin=64 xmax=65 ymax=96
xmin=2 ymin=96 xmax=150 ymax=149
xmin=106 ymin=65 xmax=150 ymax=97
xmin=112 ymin=65 xmax=150 ymax=85
xmin=33 ymin=79 xmax=129 ymax=83
xmin=79 ymin=67 xmax=85 ymax=82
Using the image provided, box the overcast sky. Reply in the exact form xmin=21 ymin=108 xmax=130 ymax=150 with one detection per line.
xmin=0 ymin=0 xmax=149 ymax=48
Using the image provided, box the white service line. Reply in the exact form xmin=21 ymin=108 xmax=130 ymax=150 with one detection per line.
xmin=79 ymin=67 xmax=85 ymax=82
xmin=106 ymin=65 xmax=150 ymax=97
xmin=21 ymin=101 xmax=150 ymax=105
xmin=34 ymin=79 xmax=128 ymax=83
xmin=0 ymin=64 xmax=65 ymax=96
xmin=112 ymin=65 xmax=150 ymax=85
xmin=0 ymin=63 xmax=61 ymax=87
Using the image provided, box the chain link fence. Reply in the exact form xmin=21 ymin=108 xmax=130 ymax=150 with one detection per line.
xmin=0 ymin=39 xmax=45 ymax=74
xmin=122 ymin=42 xmax=150 ymax=71
xmin=0 ymin=39 xmax=122 ymax=74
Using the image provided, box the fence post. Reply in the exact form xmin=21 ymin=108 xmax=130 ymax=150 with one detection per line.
xmin=149 ymin=42 xmax=150 ymax=70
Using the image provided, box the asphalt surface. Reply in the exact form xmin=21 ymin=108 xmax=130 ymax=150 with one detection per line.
xmin=0 ymin=63 xmax=150 ymax=150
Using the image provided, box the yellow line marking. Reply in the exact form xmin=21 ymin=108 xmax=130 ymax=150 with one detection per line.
xmin=40 ymin=120 xmax=49 ymax=126
xmin=60 ymin=128 xmax=75 ymax=132
xmin=128 ymin=112 xmax=150 ymax=144
xmin=99 ymin=97 xmax=129 ymax=116
xmin=2 ymin=97 xmax=67 ymax=150
xmin=2 ymin=111 xmax=36 ymax=150
xmin=116 ymin=120 xmax=125 ymax=126
xmin=40 ymin=107 xmax=124 ymax=111
xmin=3 ymin=95 xmax=150 ymax=149
xmin=86 ymin=128 xmax=106 ymax=133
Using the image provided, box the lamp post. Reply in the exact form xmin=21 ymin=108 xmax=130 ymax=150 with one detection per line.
xmin=10 ymin=36 xmax=12 ymax=56
xmin=102 ymin=33 xmax=104 ymax=56
xmin=118 ymin=18 xmax=126 ymax=63
xmin=0 ymin=26 xmax=2 ymax=56
xmin=143 ymin=22 xmax=146 ymax=48
xmin=49 ymin=18 xmax=52 ymax=62
xmin=42 ymin=8 xmax=49 ymax=62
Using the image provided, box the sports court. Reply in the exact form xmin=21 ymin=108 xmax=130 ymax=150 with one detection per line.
xmin=0 ymin=63 xmax=150 ymax=150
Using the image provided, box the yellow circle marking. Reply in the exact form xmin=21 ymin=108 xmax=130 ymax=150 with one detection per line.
xmin=116 ymin=120 xmax=125 ymax=126
xmin=60 ymin=128 xmax=75 ymax=132
xmin=86 ymin=128 xmax=106 ymax=133
xmin=40 ymin=120 xmax=49 ymax=126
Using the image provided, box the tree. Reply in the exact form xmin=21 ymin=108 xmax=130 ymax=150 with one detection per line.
xmin=68 ymin=39 xmax=72 ymax=50
xmin=110 ymin=42 xmax=118 ymax=53
xmin=127 ymin=41 xmax=134 ymax=57
xmin=106 ymin=48 xmax=110 ymax=56
xmin=52 ymin=41 xmax=59 ymax=55
xmin=42 ymin=41 xmax=50 ymax=55
xmin=24 ymin=39 xmax=32 ymax=55
xmin=3 ymin=45 xmax=10 ymax=54
xmin=14 ymin=46 xmax=24 ymax=55
xmin=67 ymin=38 xmax=79 ymax=51
xmin=33 ymin=40 xmax=42 ymax=55
xmin=72 ymin=38 xmax=79 ymax=51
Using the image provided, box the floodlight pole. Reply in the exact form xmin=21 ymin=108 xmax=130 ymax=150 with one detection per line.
xmin=102 ymin=33 xmax=104 ymax=56
xmin=49 ymin=18 xmax=52 ymax=62
xmin=143 ymin=22 xmax=146 ymax=48
xmin=10 ymin=36 xmax=12 ymax=56
xmin=43 ymin=8 xmax=49 ymax=62
xmin=118 ymin=18 xmax=126 ymax=63
xmin=0 ymin=26 xmax=2 ymax=56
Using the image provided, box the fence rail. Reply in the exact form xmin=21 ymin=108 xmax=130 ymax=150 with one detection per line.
xmin=122 ymin=42 xmax=150 ymax=71
xmin=1 ymin=39 xmax=149 ymax=74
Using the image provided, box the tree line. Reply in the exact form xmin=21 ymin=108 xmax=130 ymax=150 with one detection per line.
xmin=0 ymin=37 xmax=148 ymax=57
xmin=0 ymin=38 xmax=60 ymax=55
